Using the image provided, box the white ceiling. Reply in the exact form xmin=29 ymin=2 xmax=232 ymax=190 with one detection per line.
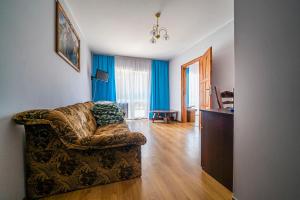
xmin=66 ymin=0 xmax=233 ymax=60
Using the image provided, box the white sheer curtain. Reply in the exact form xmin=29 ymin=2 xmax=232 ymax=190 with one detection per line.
xmin=115 ymin=56 xmax=151 ymax=119
xmin=188 ymin=62 xmax=200 ymax=127
xmin=188 ymin=62 xmax=200 ymax=110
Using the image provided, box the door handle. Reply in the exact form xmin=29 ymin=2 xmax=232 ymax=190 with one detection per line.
xmin=205 ymin=86 xmax=212 ymax=96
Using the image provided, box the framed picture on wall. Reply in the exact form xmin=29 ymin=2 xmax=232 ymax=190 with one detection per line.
xmin=55 ymin=1 xmax=80 ymax=72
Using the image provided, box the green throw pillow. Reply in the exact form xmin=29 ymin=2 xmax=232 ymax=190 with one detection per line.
xmin=92 ymin=103 xmax=125 ymax=127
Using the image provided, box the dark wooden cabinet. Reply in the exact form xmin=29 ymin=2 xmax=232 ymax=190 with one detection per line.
xmin=200 ymin=109 xmax=233 ymax=191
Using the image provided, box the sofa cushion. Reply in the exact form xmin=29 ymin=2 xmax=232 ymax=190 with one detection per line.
xmin=92 ymin=103 xmax=125 ymax=127
xmin=54 ymin=102 xmax=97 ymax=139
xmin=78 ymin=123 xmax=147 ymax=148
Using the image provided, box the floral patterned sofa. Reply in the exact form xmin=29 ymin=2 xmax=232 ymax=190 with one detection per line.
xmin=13 ymin=102 xmax=147 ymax=199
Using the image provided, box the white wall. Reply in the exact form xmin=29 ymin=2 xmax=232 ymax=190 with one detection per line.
xmin=0 ymin=0 xmax=91 ymax=199
xmin=169 ymin=21 xmax=234 ymax=120
xmin=234 ymin=0 xmax=300 ymax=199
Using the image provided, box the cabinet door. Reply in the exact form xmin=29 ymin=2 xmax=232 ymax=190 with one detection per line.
xmin=201 ymin=111 xmax=207 ymax=169
xmin=201 ymin=112 xmax=222 ymax=176
xmin=201 ymin=111 xmax=233 ymax=191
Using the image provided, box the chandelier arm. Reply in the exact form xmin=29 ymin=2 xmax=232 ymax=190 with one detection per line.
xmin=159 ymin=28 xmax=168 ymax=35
xmin=152 ymin=25 xmax=160 ymax=36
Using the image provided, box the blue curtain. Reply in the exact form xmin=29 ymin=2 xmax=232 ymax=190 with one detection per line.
xmin=186 ymin=68 xmax=190 ymax=107
xmin=150 ymin=60 xmax=170 ymax=118
xmin=92 ymin=54 xmax=116 ymax=102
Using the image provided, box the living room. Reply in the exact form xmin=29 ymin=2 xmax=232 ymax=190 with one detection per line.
xmin=0 ymin=0 xmax=299 ymax=200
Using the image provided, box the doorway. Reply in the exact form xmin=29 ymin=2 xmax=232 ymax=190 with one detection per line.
xmin=183 ymin=60 xmax=200 ymax=126
xmin=181 ymin=47 xmax=212 ymax=124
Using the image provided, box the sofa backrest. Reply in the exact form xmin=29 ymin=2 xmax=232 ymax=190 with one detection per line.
xmin=54 ymin=102 xmax=97 ymax=139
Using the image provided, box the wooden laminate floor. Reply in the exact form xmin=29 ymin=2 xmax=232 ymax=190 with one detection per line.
xmin=44 ymin=120 xmax=232 ymax=200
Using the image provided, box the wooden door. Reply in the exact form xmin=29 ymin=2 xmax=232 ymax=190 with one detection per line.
xmin=199 ymin=47 xmax=212 ymax=127
xmin=200 ymin=47 xmax=212 ymax=110
xmin=181 ymin=47 xmax=212 ymax=123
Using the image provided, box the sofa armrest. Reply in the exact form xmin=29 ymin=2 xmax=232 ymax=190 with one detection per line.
xmin=13 ymin=109 xmax=50 ymax=125
xmin=13 ymin=109 xmax=81 ymax=148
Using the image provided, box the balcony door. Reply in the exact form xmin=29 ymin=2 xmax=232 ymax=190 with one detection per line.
xmin=115 ymin=56 xmax=151 ymax=119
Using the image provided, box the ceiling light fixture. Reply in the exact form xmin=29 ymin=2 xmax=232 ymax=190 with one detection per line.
xmin=150 ymin=12 xmax=170 ymax=44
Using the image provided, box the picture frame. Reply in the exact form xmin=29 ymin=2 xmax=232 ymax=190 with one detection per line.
xmin=55 ymin=1 xmax=80 ymax=72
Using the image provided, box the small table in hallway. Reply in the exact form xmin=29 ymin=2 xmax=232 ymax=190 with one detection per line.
xmin=151 ymin=110 xmax=178 ymax=123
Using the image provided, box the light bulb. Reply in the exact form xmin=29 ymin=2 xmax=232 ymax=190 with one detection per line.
xmin=164 ymin=33 xmax=170 ymax=40
xmin=150 ymin=37 xmax=156 ymax=44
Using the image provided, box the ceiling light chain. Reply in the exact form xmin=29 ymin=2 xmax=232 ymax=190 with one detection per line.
xmin=150 ymin=12 xmax=170 ymax=44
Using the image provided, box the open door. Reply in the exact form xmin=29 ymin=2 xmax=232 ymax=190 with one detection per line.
xmin=181 ymin=47 xmax=212 ymax=123
xmin=200 ymin=47 xmax=212 ymax=109
xmin=199 ymin=47 xmax=212 ymax=126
